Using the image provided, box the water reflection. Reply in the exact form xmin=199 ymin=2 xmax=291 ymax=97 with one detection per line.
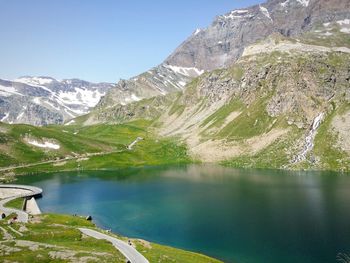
xmin=16 ymin=165 xmax=350 ymax=263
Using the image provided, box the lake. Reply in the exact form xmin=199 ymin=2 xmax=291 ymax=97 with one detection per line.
xmin=16 ymin=165 xmax=350 ymax=263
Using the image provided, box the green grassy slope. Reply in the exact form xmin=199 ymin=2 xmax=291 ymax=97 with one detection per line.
xmin=0 ymin=212 xmax=221 ymax=263
xmin=0 ymin=120 xmax=191 ymax=180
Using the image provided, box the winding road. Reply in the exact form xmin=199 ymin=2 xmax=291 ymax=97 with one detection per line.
xmin=0 ymin=184 xmax=42 ymax=223
xmin=79 ymin=228 xmax=149 ymax=263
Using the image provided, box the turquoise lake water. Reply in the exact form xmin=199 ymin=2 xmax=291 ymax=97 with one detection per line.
xmin=16 ymin=165 xmax=350 ymax=263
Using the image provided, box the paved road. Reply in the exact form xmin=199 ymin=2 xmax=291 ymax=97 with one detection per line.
xmin=0 ymin=184 xmax=42 ymax=223
xmin=79 ymin=228 xmax=149 ymax=263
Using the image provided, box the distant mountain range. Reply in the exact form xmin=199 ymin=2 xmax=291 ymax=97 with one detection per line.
xmin=0 ymin=76 xmax=114 ymax=126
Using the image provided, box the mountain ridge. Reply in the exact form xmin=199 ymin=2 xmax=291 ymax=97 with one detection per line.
xmin=0 ymin=76 xmax=115 ymax=126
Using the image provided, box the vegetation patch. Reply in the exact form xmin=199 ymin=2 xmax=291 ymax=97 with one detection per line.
xmin=0 ymin=213 xmax=222 ymax=262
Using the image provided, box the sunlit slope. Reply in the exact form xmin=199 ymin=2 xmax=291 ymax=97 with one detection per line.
xmin=84 ymin=33 xmax=350 ymax=171
xmin=0 ymin=120 xmax=190 ymax=178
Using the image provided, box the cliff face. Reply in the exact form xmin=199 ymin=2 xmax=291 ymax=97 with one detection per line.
xmin=165 ymin=0 xmax=350 ymax=71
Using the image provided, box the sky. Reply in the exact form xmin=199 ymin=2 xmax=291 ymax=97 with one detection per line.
xmin=0 ymin=0 xmax=263 ymax=83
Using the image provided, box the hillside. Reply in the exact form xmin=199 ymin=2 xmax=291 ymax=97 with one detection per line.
xmin=0 ymin=120 xmax=190 ymax=181
xmin=84 ymin=26 xmax=350 ymax=171
xmin=0 ymin=212 xmax=220 ymax=263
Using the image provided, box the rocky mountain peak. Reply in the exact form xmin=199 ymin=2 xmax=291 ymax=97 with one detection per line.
xmin=164 ymin=0 xmax=349 ymax=72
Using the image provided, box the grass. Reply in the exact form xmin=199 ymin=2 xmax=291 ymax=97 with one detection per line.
xmin=0 ymin=213 xmax=126 ymax=262
xmin=217 ymin=96 xmax=276 ymax=140
xmin=0 ymin=120 xmax=191 ymax=178
xmin=4 ymin=197 xmax=24 ymax=210
xmin=0 ymin=213 xmax=222 ymax=263
xmin=313 ymin=104 xmax=350 ymax=171
xmin=224 ymin=128 xmax=302 ymax=169
xmin=200 ymin=99 xmax=244 ymax=130
xmin=0 ymin=122 xmax=116 ymax=168
xmin=134 ymin=240 xmax=222 ymax=263
xmin=6 ymin=133 xmax=190 ymax=176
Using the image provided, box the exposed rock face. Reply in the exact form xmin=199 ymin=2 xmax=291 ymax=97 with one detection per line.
xmin=100 ymin=0 xmax=349 ymax=113
xmin=97 ymin=64 xmax=201 ymax=109
xmin=0 ymin=77 xmax=114 ymax=126
xmin=165 ymin=0 xmax=350 ymax=71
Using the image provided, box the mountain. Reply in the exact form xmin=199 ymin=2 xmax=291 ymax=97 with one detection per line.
xmin=1 ymin=0 xmax=349 ymax=173
xmin=96 ymin=64 xmax=203 ymax=111
xmin=165 ymin=0 xmax=350 ymax=70
xmin=99 ymin=0 xmax=349 ymax=111
xmin=0 ymin=76 xmax=114 ymax=126
xmin=81 ymin=0 xmax=350 ymax=171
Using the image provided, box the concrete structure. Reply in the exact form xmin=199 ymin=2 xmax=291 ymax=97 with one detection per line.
xmin=0 ymin=184 xmax=42 ymax=223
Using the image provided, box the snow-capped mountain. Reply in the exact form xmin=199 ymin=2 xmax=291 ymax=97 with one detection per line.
xmin=99 ymin=0 xmax=349 ymax=111
xmin=97 ymin=64 xmax=203 ymax=109
xmin=0 ymin=76 xmax=114 ymax=126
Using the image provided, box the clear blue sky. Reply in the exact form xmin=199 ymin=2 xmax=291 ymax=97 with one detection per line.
xmin=0 ymin=0 xmax=263 ymax=83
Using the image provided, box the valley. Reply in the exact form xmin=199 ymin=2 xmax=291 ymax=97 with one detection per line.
xmin=1 ymin=0 xmax=350 ymax=262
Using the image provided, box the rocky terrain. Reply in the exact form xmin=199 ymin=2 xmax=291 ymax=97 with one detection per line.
xmin=0 ymin=77 xmax=114 ymax=126
xmin=84 ymin=18 xmax=350 ymax=171
xmin=97 ymin=64 xmax=202 ymax=110
xmin=99 ymin=0 xmax=349 ymax=113
xmin=165 ymin=0 xmax=350 ymax=70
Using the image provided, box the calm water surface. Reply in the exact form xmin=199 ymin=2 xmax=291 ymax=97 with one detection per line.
xmin=16 ymin=165 xmax=350 ymax=263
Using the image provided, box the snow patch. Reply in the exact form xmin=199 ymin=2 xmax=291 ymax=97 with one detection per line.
xmin=15 ymin=77 xmax=54 ymax=86
xmin=64 ymin=120 xmax=76 ymax=126
xmin=296 ymin=0 xmax=309 ymax=7
xmin=17 ymin=112 xmax=24 ymax=120
xmin=337 ymin=20 xmax=350 ymax=34
xmin=194 ymin=28 xmax=201 ymax=35
xmin=131 ymin=94 xmax=141 ymax=101
xmin=125 ymin=94 xmax=142 ymax=103
xmin=232 ymin=9 xmax=249 ymax=14
xmin=259 ymin=5 xmax=273 ymax=21
xmin=32 ymin=97 xmax=41 ymax=105
xmin=1 ymin=113 xmax=9 ymax=122
xmin=337 ymin=19 xmax=350 ymax=26
xmin=280 ymin=0 xmax=290 ymax=8
xmin=164 ymin=65 xmax=204 ymax=77
xmin=0 ymin=85 xmax=23 ymax=97
xmin=27 ymin=140 xmax=60 ymax=150
xmin=57 ymin=88 xmax=105 ymax=108
xmin=222 ymin=9 xmax=253 ymax=20
xmin=340 ymin=28 xmax=350 ymax=34
xmin=178 ymin=81 xmax=186 ymax=87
